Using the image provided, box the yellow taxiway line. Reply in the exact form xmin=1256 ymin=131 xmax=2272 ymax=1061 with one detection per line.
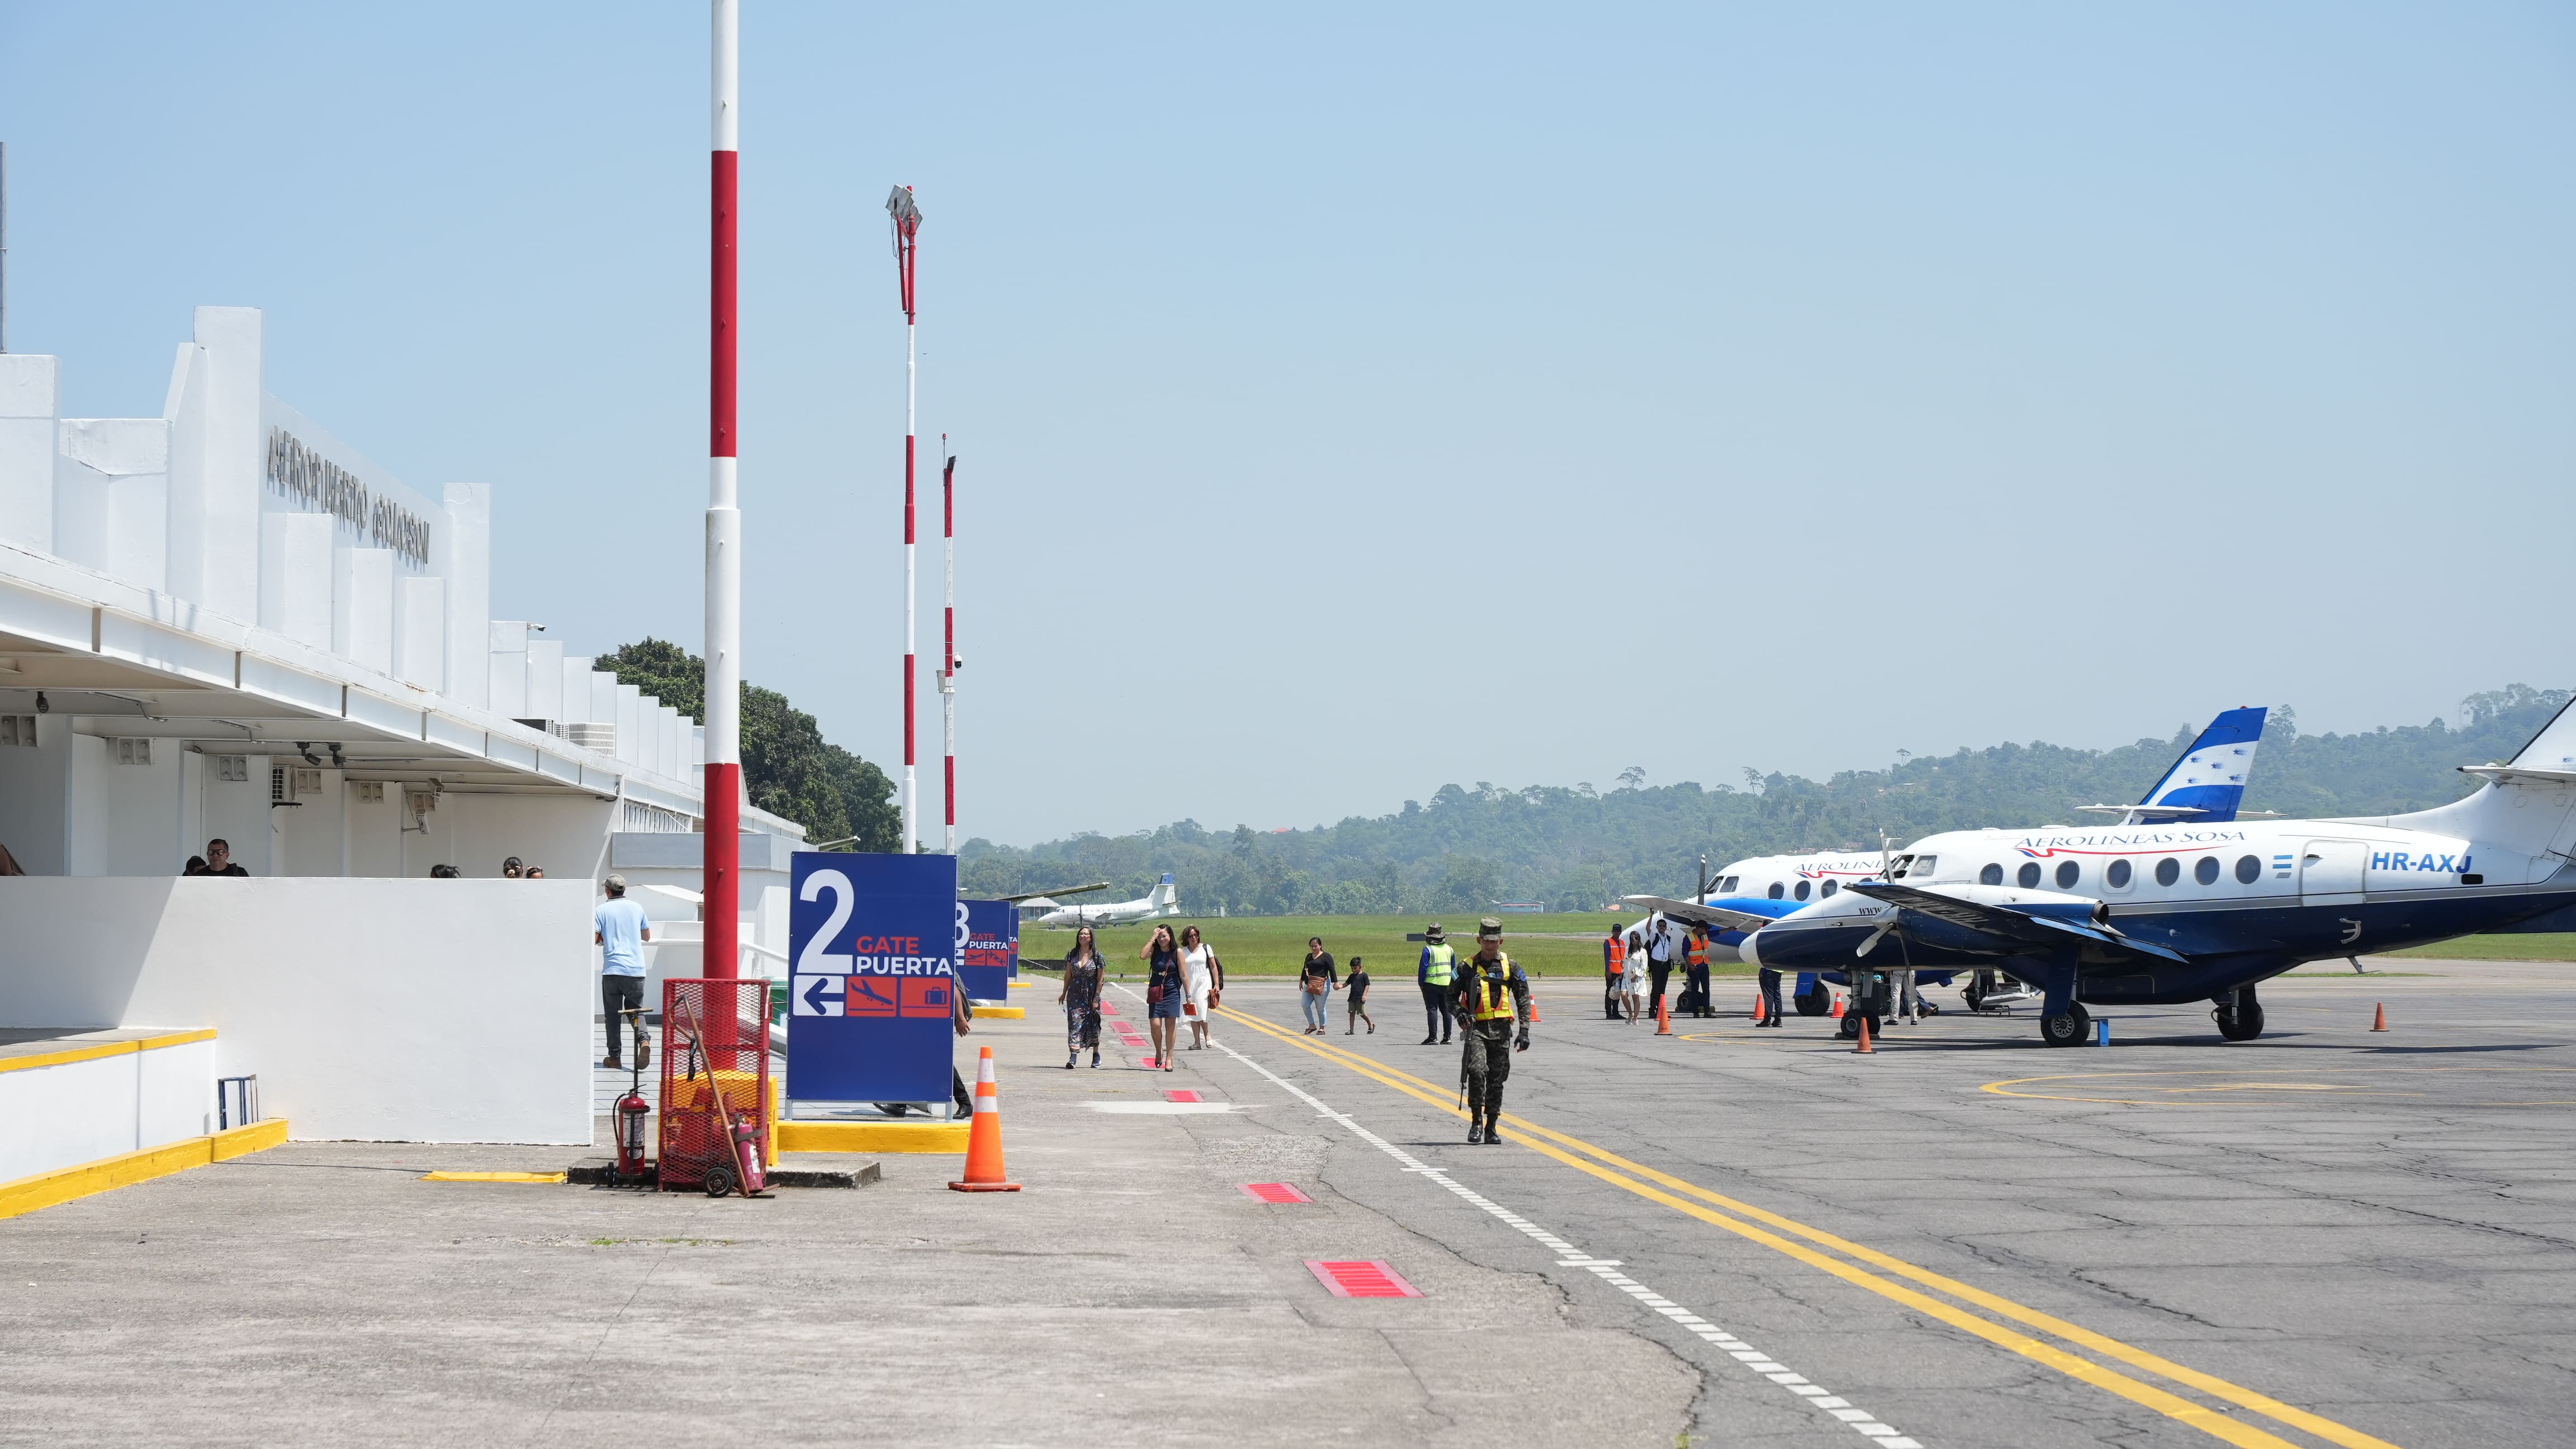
xmin=1216 ymin=1004 xmax=2400 ymax=1449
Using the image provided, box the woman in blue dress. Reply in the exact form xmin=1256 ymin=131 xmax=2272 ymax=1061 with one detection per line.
xmin=1140 ymin=924 xmax=1185 ymax=1071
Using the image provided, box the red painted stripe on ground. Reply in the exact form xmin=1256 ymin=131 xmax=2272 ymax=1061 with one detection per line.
xmin=1163 ymin=1090 xmax=1202 ymax=1102
xmin=1240 ymin=1182 xmax=1311 ymax=1204
xmin=1305 ymin=1260 xmax=1420 ymax=1298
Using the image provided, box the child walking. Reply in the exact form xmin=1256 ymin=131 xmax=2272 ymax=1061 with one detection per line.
xmin=1344 ymin=956 xmax=1375 ymax=1034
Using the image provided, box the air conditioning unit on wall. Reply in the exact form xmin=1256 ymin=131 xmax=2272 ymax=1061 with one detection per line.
xmin=563 ymin=722 xmax=615 ymax=752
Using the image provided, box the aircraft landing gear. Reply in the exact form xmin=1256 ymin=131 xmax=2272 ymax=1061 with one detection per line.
xmin=1796 ymin=984 xmax=1831 ymax=1017
xmin=1837 ymin=1012 xmax=1882 ymax=1040
xmin=2039 ymin=1002 xmax=2091 ymax=1047
xmin=2214 ymin=987 xmax=2266 ymax=1042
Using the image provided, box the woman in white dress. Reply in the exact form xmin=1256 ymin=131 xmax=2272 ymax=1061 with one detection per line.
xmin=1620 ymin=941 xmax=1651 ymax=1024
xmin=1180 ymin=925 xmax=1223 ymax=1049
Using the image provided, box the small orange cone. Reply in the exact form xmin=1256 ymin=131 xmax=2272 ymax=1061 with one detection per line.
xmin=1855 ymin=1015 xmax=1874 ymax=1054
xmin=949 ymin=1045 xmax=1021 ymax=1193
xmin=1753 ymin=992 xmax=1767 ymax=1025
xmin=1654 ymin=995 xmax=1672 ymax=1036
xmin=2371 ymin=1002 xmax=2388 ymax=1032
xmin=1830 ymin=993 xmax=1845 ymax=1019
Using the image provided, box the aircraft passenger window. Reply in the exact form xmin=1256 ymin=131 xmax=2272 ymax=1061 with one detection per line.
xmin=2017 ymin=862 xmax=2042 ymax=889
xmin=2106 ymin=859 xmax=2132 ymax=889
xmin=2235 ymin=854 xmax=2261 ymax=884
xmin=1821 ymin=880 xmax=1839 ymax=898
xmin=1793 ymin=880 xmax=1812 ymax=901
xmin=2155 ymin=858 xmax=2180 ymax=887
xmin=1980 ymin=864 xmax=2004 ymax=886
xmin=2194 ymin=856 xmax=2220 ymax=886
xmin=2054 ymin=860 xmax=2080 ymax=890
xmin=1767 ymin=883 xmax=1784 ymax=899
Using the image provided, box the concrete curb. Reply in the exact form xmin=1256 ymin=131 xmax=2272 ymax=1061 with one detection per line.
xmin=0 ymin=1118 xmax=290 ymax=1221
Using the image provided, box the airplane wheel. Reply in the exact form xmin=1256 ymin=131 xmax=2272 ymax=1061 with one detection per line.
xmin=2039 ymin=1003 xmax=2091 ymax=1047
xmin=1796 ymin=987 xmax=1830 ymax=1017
xmin=1837 ymin=1012 xmax=1862 ymax=1040
xmin=1963 ymin=974 xmax=1987 ymax=1011
xmin=2215 ymin=998 xmax=2266 ymax=1042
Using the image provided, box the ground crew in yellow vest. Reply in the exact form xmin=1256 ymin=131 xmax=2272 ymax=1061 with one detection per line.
xmin=1417 ymin=922 xmax=1459 ymax=1046
xmin=1448 ymin=918 xmax=1531 ymax=1144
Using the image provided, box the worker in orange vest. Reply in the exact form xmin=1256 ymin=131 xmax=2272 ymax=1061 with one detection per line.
xmin=1683 ymin=926 xmax=1713 ymax=1019
xmin=1602 ymin=927 xmax=1628 ymax=1020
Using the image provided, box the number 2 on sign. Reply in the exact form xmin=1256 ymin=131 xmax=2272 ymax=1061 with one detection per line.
xmin=799 ymin=869 xmax=855 ymax=974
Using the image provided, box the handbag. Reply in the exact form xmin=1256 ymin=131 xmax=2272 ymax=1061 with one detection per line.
xmin=1147 ymin=984 xmax=1166 ymax=1005
xmin=1303 ymin=976 xmax=1326 ymax=996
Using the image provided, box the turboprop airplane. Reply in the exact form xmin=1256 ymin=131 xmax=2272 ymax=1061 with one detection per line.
xmin=1035 ymin=874 xmax=1181 ymax=929
xmin=1627 ymin=708 xmax=2274 ymax=1014
xmin=1737 ymin=697 xmax=2576 ymax=1046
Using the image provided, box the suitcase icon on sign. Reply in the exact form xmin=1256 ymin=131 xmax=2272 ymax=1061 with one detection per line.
xmin=899 ymin=977 xmax=953 ymax=1018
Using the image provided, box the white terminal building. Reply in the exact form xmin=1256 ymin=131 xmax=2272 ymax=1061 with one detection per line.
xmin=0 ymin=307 xmax=802 ymax=1168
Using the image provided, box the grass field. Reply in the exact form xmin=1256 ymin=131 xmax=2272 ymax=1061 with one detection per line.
xmin=1015 ymin=912 xmax=1742 ymax=979
xmin=2389 ymin=932 xmax=2576 ymax=962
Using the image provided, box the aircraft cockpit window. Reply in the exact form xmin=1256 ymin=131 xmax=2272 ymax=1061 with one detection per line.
xmin=2016 ymin=862 xmax=2042 ymax=888
xmin=1821 ymin=880 xmax=1839 ymax=898
xmin=2194 ymin=856 xmax=2221 ymax=886
xmin=1721 ymin=876 xmax=1740 ymax=893
xmin=1767 ymin=882 xmax=1784 ymax=899
xmin=2054 ymin=860 xmax=2080 ymax=889
xmin=1910 ymin=856 xmax=1936 ymax=879
xmin=2235 ymin=854 xmax=2262 ymax=884
xmin=2154 ymin=857 xmax=2180 ymax=887
xmin=1793 ymin=880 xmax=1812 ymax=901
xmin=2106 ymin=859 xmax=2133 ymax=889
xmin=1979 ymin=863 xmax=2004 ymax=886
xmin=1887 ymin=855 xmax=1914 ymax=878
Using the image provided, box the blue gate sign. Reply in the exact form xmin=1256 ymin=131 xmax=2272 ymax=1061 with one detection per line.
xmin=787 ymin=852 xmax=958 ymax=1105
xmin=962 ymin=900 xmax=1017 ymax=1001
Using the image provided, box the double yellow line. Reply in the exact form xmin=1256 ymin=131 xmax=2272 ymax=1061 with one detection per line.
xmin=1217 ymin=1005 xmax=2398 ymax=1449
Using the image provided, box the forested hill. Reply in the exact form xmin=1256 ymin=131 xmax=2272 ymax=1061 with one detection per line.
xmin=959 ymin=685 xmax=2574 ymax=916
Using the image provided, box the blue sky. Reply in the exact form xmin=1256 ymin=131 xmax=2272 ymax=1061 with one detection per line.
xmin=4 ymin=3 xmax=2571 ymax=844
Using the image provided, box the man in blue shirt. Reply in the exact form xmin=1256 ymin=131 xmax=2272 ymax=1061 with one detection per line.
xmin=595 ymin=873 xmax=653 ymax=1069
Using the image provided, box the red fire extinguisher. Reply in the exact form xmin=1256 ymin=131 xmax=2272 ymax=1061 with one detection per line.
xmin=731 ymin=1115 xmax=766 ymax=1196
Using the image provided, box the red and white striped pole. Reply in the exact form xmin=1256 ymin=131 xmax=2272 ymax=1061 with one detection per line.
xmin=888 ymin=186 xmax=921 ymax=854
xmin=940 ymin=443 xmax=956 ymax=853
xmin=703 ymin=0 xmax=742 ymax=978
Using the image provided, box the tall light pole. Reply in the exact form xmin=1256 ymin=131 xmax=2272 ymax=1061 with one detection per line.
xmin=940 ymin=444 xmax=956 ymax=854
xmin=888 ymin=185 xmax=921 ymax=854
xmin=704 ymin=0 xmax=742 ymax=978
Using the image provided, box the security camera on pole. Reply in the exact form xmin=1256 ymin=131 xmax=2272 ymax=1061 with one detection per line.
xmin=888 ymin=185 xmax=922 ymax=855
xmin=704 ymin=0 xmax=742 ymax=982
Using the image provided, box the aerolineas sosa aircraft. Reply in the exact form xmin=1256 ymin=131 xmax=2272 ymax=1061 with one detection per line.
xmin=1035 ymin=874 xmax=1181 ymax=929
xmin=1737 ymin=699 xmax=2576 ymax=1046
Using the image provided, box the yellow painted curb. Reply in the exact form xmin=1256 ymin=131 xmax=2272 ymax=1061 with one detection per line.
xmin=775 ymin=1120 xmax=968 ymax=1154
xmin=970 ymin=1005 xmax=1025 ymax=1019
xmin=0 ymin=1028 xmax=218 ymax=1077
xmin=420 ymin=1171 xmax=567 ymax=1183
xmin=0 ymin=1118 xmax=288 ymax=1221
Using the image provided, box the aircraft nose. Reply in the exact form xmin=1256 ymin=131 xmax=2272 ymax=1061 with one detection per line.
xmin=1740 ymin=930 xmax=1763 ymax=970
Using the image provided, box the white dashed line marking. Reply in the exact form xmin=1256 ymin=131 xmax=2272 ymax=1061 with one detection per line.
xmin=1202 ymin=1017 xmax=1924 ymax=1448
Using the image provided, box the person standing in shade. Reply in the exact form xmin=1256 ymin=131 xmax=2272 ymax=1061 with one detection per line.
xmin=1646 ymin=919 xmax=1675 ymax=1017
xmin=1058 ymin=925 xmax=1106 ymax=1068
xmin=1298 ymin=937 xmax=1338 ymax=1035
xmin=1343 ymin=957 xmax=1374 ymax=1034
xmin=1417 ymin=922 xmax=1458 ymax=1045
xmin=1448 ymin=918 xmax=1531 ymax=1144
xmin=501 ymin=856 xmax=524 ymax=879
xmin=200 ymin=839 xmax=249 ymax=877
xmin=1141 ymin=925 xmax=1185 ymax=1070
xmin=1683 ymin=925 xmax=1713 ymax=1019
xmin=1756 ymin=960 xmax=1785 ymax=1027
xmin=594 ymin=874 xmax=652 ymax=1069
xmin=1602 ymin=926 xmax=1627 ymax=1020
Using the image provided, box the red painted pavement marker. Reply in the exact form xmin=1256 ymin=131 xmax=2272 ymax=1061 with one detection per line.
xmin=1240 ymin=1182 xmax=1312 ymax=1204
xmin=1163 ymin=1090 xmax=1202 ymax=1102
xmin=1305 ymin=1261 xmax=1421 ymax=1298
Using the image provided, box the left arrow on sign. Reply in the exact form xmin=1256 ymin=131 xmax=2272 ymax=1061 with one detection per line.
xmin=794 ymin=975 xmax=844 ymax=1016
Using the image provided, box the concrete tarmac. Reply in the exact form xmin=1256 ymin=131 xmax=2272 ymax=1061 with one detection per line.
xmin=4 ymin=957 xmax=2569 ymax=1447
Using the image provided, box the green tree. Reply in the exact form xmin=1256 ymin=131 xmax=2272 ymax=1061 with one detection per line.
xmin=600 ymin=638 xmax=899 ymax=853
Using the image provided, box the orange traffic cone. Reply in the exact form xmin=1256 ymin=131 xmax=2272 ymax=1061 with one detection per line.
xmin=949 ymin=1045 xmax=1022 ymax=1193
xmin=1752 ymin=992 xmax=1768 ymax=1025
xmin=2371 ymin=1002 xmax=2388 ymax=1032
xmin=1855 ymin=1015 xmax=1874 ymax=1054
xmin=1830 ymin=993 xmax=1845 ymax=1019
xmin=1655 ymin=995 xmax=1672 ymax=1036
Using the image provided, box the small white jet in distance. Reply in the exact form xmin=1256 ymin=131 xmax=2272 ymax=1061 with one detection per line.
xmin=1035 ymin=874 xmax=1181 ymax=929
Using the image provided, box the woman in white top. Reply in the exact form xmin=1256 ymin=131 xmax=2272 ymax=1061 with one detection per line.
xmin=1179 ymin=924 xmax=1222 ymax=1049
xmin=1620 ymin=941 xmax=1651 ymax=1025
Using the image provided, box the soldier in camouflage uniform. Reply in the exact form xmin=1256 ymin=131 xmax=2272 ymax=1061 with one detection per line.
xmin=1449 ymin=917 xmax=1532 ymax=1144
